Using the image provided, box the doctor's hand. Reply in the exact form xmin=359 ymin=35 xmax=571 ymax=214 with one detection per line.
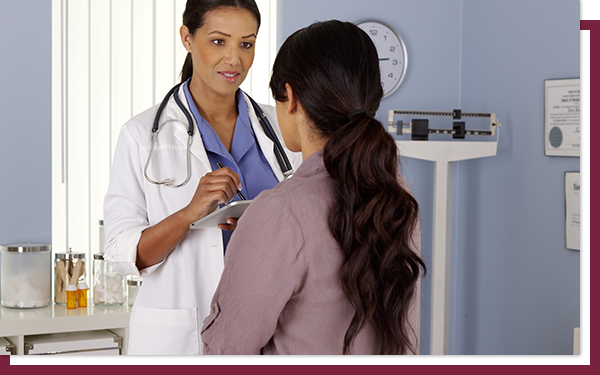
xmin=218 ymin=218 xmax=239 ymax=232
xmin=182 ymin=167 xmax=242 ymax=224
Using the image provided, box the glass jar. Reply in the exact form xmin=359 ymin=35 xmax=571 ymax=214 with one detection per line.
xmin=1 ymin=243 xmax=51 ymax=309
xmin=54 ymin=251 xmax=86 ymax=305
xmin=93 ymin=254 xmax=125 ymax=306
xmin=127 ymin=277 xmax=143 ymax=306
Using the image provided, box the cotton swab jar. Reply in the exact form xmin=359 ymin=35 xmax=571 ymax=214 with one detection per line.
xmin=1 ymin=243 xmax=51 ymax=309
xmin=93 ymin=253 xmax=125 ymax=306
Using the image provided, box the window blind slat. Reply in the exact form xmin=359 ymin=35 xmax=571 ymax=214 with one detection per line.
xmin=155 ymin=0 xmax=177 ymax=103
xmin=132 ymin=0 xmax=155 ymax=117
xmin=66 ymin=0 xmax=91 ymax=256
xmin=51 ymin=0 xmax=67 ymax=256
xmin=110 ymin=0 xmax=133 ymax=159
xmin=90 ymin=0 xmax=112 ymax=260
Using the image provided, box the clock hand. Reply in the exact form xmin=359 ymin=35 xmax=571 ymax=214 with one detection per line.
xmin=379 ymin=58 xmax=390 ymax=61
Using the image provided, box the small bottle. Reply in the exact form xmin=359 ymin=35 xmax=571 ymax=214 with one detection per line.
xmin=78 ymin=282 xmax=89 ymax=308
xmin=66 ymin=284 xmax=78 ymax=309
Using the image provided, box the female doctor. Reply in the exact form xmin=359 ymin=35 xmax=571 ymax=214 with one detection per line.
xmin=103 ymin=0 xmax=301 ymax=355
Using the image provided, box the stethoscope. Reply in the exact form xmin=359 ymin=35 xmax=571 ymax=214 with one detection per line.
xmin=144 ymin=82 xmax=294 ymax=188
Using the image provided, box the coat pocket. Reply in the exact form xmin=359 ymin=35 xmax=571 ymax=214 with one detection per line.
xmin=128 ymin=305 xmax=199 ymax=355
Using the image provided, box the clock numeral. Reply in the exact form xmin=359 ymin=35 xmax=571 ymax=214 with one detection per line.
xmin=357 ymin=21 xmax=406 ymax=96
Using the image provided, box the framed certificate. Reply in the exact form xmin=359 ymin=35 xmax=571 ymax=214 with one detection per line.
xmin=545 ymin=78 xmax=580 ymax=157
xmin=565 ymin=172 xmax=580 ymax=251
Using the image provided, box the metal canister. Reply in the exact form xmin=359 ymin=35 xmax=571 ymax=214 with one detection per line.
xmin=0 ymin=243 xmax=51 ymax=309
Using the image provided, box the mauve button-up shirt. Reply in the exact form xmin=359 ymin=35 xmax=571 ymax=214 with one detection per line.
xmin=201 ymin=151 xmax=421 ymax=355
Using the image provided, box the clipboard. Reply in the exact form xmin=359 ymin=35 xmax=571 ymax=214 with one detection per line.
xmin=189 ymin=200 xmax=253 ymax=229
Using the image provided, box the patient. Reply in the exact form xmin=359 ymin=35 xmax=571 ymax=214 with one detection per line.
xmin=201 ymin=20 xmax=425 ymax=355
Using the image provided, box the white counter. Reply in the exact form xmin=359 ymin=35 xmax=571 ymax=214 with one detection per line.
xmin=0 ymin=304 xmax=130 ymax=355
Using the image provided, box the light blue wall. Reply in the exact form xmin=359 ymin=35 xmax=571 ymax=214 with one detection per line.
xmin=455 ymin=0 xmax=580 ymax=355
xmin=278 ymin=0 xmax=580 ymax=355
xmin=0 ymin=0 xmax=52 ymax=246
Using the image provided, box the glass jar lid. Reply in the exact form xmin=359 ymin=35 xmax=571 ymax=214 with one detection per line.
xmin=55 ymin=252 xmax=86 ymax=260
xmin=0 ymin=243 xmax=51 ymax=253
xmin=94 ymin=253 xmax=105 ymax=260
xmin=127 ymin=278 xmax=143 ymax=286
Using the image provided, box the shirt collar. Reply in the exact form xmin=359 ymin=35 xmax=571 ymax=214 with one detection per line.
xmin=293 ymin=150 xmax=327 ymax=178
xmin=183 ymin=80 xmax=254 ymax=160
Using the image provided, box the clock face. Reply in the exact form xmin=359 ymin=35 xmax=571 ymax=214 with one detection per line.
xmin=357 ymin=21 xmax=407 ymax=98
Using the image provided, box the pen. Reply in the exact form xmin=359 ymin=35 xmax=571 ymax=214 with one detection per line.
xmin=216 ymin=162 xmax=247 ymax=201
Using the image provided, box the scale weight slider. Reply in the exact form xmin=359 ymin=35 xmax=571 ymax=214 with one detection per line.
xmin=453 ymin=122 xmax=466 ymax=139
xmin=412 ymin=119 xmax=430 ymax=141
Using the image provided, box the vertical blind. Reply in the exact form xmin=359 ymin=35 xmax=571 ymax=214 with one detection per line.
xmin=51 ymin=0 xmax=277 ymax=276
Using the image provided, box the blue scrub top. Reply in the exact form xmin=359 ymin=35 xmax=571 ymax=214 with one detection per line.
xmin=183 ymin=80 xmax=279 ymax=250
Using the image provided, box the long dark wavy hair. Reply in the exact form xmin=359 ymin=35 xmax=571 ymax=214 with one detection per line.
xmin=270 ymin=20 xmax=425 ymax=355
xmin=180 ymin=0 xmax=261 ymax=82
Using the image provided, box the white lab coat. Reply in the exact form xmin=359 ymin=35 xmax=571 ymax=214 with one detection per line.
xmin=103 ymin=86 xmax=302 ymax=355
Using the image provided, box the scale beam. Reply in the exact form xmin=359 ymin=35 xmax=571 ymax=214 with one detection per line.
xmin=388 ymin=109 xmax=501 ymax=140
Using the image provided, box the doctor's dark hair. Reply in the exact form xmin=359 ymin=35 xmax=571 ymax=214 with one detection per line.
xmin=180 ymin=0 xmax=261 ymax=82
xmin=270 ymin=20 xmax=425 ymax=355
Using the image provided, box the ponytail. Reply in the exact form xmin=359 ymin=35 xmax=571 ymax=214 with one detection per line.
xmin=181 ymin=53 xmax=194 ymax=83
xmin=270 ymin=20 xmax=425 ymax=355
xmin=324 ymin=114 xmax=423 ymax=355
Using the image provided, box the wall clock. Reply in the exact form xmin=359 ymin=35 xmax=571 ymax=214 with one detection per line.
xmin=357 ymin=20 xmax=408 ymax=98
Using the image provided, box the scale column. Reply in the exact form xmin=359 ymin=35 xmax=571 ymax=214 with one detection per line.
xmin=430 ymin=160 xmax=454 ymax=355
xmin=396 ymin=140 xmax=498 ymax=356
